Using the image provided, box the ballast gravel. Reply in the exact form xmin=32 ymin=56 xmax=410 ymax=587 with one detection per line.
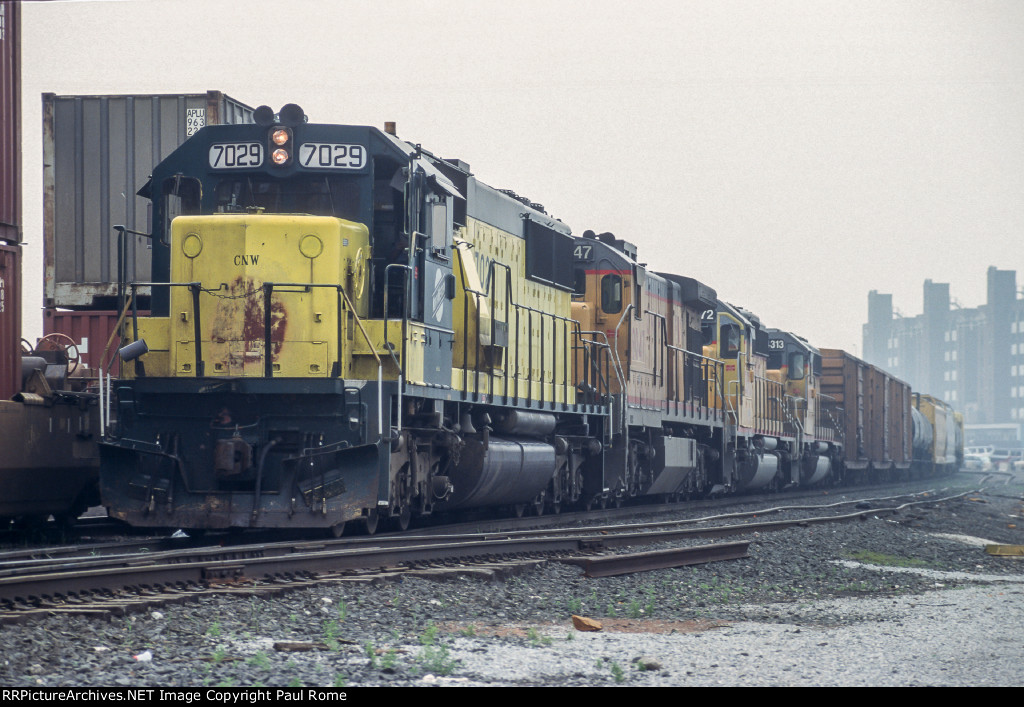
xmin=1 ymin=473 xmax=1022 ymax=687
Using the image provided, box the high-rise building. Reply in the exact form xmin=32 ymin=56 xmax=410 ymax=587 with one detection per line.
xmin=863 ymin=267 xmax=1024 ymax=430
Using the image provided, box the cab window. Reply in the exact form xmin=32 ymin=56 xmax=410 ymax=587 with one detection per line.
xmin=601 ymin=274 xmax=622 ymax=313
xmin=573 ymin=268 xmax=587 ymax=297
xmin=162 ymin=175 xmax=201 ymax=244
xmin=789 ymin=352 xmax=807 ymax=380
xmin=720 ymin=323 xmax=740 ymax=359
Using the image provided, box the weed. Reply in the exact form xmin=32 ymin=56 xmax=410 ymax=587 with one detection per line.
xmin=365 ymin=641 xmax=377 ymax=669
xmin=565 ymin=632 xmax=574 ymax=641
xmin=459 ymin=625 xmax=477 ymax=638
xmin=605 ymin=603 xmax=617 ymax=618
xmin=211 ymin=648 xmax=226 ymax=664
xmin=526 ymin=628 xmax=551 ymax=647
xmin=247 ymin=651 xmax=271 ymax=670
xmin=381 ymin=649 xmax=398 ymax=671
xmin=567 ymin=597 xmax=582 ymax=613
xmin=337 ymin=600 xmax=348 ymax=622
xmin=416 ymin=624 xmax=458 ymax=676
xmin=418 ymin=643 xmax=458 ymax=676
xmin=248 ymin=597 xmax=266 ymax=633
xmin=645 ymin=588 xmax=657 ymax=615
xmin=207 ymin=622 xmax=222 ymax=638
xmin=627 ymin=599 xmax=643 ymax=618
xmin=323 ymin=620 xmax=340 ymax=651
xmin=333 ymin=674 xmax=347 ymax=688
xmin=288 ymin=677 xmax=302 ymax=688
xmin=216 ymin=678 xmax=236 ymax=688
xmin=420 ymin=623 xmax=439 ymax=646
xmin=846 ymin=550 xmax=934 ymax=568
xmin=610 ymin=662 xmax=625 ymax=683
xmin=839 ymin=581 xmax=873 ymax=593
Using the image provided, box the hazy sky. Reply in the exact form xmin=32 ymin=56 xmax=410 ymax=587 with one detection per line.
xmin=18 ymin=0 xmax=1024 ymax=353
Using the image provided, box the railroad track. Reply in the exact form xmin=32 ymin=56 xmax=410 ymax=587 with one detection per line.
xmin=0 ymin=487 xmax=977 ymax=624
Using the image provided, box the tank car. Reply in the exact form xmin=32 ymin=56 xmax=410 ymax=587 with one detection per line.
xmin=0 ymin=336 xmax=100 ymax=527
xmin=99 ymin=106 xmax=613 ymax=533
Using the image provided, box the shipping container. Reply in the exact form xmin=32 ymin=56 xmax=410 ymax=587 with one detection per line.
xmin=0 ymin=1 xmax=20 ymax=245
xmin=0 ymin=243 xmax=21 ymax=399
xmin=820 ymin=348 xmax=912 ymax=470
xmin=42 ymin=307 xmax=151 ymax=374
xmin=43 ymin=91 xmax=254 ymax=309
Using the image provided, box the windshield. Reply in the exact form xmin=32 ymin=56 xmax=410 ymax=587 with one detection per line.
xmin=214 ymin=176 xmax=362 ymax=220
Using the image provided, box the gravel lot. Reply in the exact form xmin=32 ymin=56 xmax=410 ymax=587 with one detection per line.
xmin=1 ymin=472 xmax=1022 ymax=687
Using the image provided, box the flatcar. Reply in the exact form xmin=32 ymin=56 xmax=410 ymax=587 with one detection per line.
xmin=97 ymin=107 xmax=960 ymax=533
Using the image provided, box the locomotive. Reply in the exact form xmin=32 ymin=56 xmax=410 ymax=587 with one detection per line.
xmin=98 ymin=106 xmax=961 ymax=534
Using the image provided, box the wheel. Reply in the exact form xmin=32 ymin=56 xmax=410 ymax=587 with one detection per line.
xmin=513 ymin=504 xmax=527 ymax=518
xmin=330 ymin=521 xmax=347 ymax=538
xmin=363 ymin=510 xmax=379 ymax=535
xmin=35 ymin=332 xmax=81 ymax=375
xmin=393 ymin=505 xmax=411 ymax=532
xmin=13 ymin=514 xmax=48 ymax=531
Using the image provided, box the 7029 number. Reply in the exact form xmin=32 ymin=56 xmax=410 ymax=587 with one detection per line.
xmin=298 ymin=143 xmax=366 ymax=169
xmin=208 ymin=142 xmax=263 ymax=169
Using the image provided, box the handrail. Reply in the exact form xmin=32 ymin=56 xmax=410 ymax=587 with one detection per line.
xmin=454 ymin=243 xmax=583 ymax=407
xmin=126 ymin=278 xmax=390 ymax=442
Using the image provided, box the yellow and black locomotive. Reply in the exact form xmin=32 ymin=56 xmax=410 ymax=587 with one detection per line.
xmin=100 ymin=106 xmax=959 ymax=534
xmin=102 ymin=106 xmax=612 ymax=533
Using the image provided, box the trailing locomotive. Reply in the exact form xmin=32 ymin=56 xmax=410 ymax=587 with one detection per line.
xmin=98 ymin=107 xmax=960 ymax=534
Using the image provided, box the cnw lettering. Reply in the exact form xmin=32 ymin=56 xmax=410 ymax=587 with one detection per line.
xmin=234 ymin=255 xmax=260 ymax=266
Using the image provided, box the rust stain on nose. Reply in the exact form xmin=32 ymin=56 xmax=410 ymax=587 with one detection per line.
xmin=239 ymin=277 xmax=288 ymax=356
xmin=211 ymin=276 xmax=288 ymax=362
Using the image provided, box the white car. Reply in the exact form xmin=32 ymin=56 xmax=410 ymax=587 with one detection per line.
xmin=962 ymin=453 xmax=992 ymax=471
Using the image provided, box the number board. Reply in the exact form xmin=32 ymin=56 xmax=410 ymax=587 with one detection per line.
xmin=572 ymin=243 xmax=594 ymax=262
xmin=769 ymin=339 xmax=785 ymax=350
xmin=298 ymin=143 xmax=367 ymax=170
xmin=209 ymin=142 xmax=264 ymax=169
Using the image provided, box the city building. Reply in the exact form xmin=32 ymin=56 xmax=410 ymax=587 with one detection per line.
xmin=863 ymin=267 xmax=1024 ymax=443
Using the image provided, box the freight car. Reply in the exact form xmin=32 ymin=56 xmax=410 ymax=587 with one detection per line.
xmin=0 ymin=3 xmax=101 ymax=530
xmin=97 ymin=107 xmax=959 ymax=533
xmin=0 ymin=335 xmax=100 ymax=527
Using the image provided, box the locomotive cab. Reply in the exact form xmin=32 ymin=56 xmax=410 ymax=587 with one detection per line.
xmin=766 ymin=329 xmax=841 ymax=485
